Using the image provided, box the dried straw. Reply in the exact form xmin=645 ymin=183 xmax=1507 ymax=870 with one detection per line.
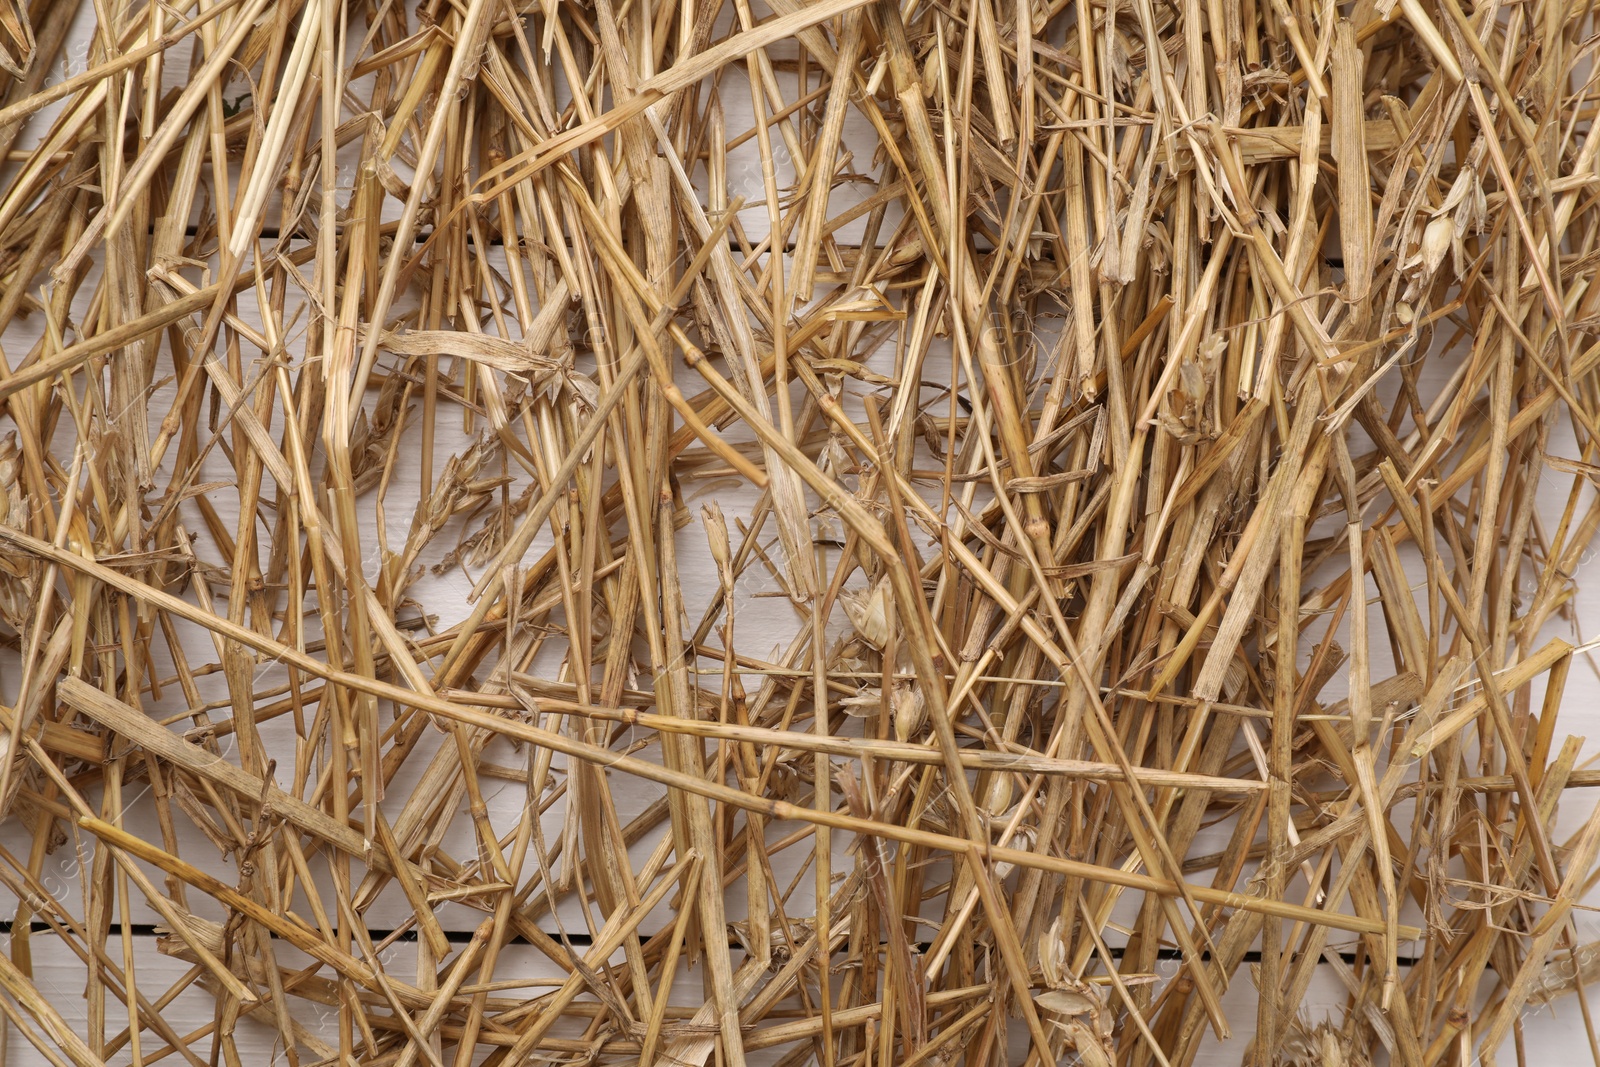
xmin=0 ymin=0 xmax=1596 ymax=1064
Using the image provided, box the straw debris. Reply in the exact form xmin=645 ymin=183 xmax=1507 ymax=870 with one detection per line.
xmin=0 ymin=0 xmax=1596 ymax=1064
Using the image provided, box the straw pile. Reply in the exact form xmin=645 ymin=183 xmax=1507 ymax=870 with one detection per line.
xmin=0 ymin=0 xmax=1595 ymax=1063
